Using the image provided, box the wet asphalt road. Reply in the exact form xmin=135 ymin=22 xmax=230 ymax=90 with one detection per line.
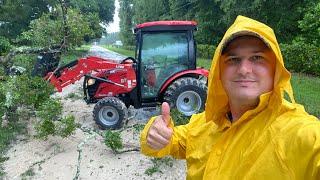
xmin=88 ymin=45 xmax=127 ymax=62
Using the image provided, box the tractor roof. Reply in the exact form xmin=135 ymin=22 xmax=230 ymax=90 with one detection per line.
xmin=134 ymin=20 xmax=197 ymax=33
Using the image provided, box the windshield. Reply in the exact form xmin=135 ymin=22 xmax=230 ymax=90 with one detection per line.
xmin=140 ymin=32 xmax=189 ymax=98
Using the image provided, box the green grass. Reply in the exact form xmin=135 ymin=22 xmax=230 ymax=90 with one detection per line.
xmin=291 ymin=73 xmax=320 ymax=118
xmin=103 ymin=45 xmax=135 ymax=57
xmin=197 ymin=58 xmax=211 ymax=69
xmin=60 ymin=45 xmax=92 ymax=64
xmin=106 ymin=46 xmax=320 ymax=118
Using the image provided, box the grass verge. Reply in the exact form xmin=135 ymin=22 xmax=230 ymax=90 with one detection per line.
xmin=103 ymin=45 xmax=135 ymax=57
xmin=291 ymin=73 xmax=320 ymax=118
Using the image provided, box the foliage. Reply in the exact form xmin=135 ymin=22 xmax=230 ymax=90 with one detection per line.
xmin=119 ymin=0 xmax=135 ymax=46
xmin=132 ymin=124 xmax=145 ymax=133
xmin=55 ymin=115 xmax=77 ymax=138
xmin=169 ymin=0 xmax=196 ymax=20
xmin=35 ymin=119 xmax=56 ymax=140
xmin=36 ymin=98 xmax=62 ymax=121
xmin=60 ymin=45 xmax=91 ymax=64
xmin=83 ymin=13 xmax=104 ymax=41
xmin=104 ymin=130 xmax=123 ymax=153
xmin=0 ymin=0 xmax=56 ymax=39
xmin=298 ymin=2 xmax=320 ymax=46
xmin=20 ymin=168 xmax=35 ymax=179
xmin=0 ymin=0 xmax=115 ymax=41
xmin=0 ymin=121 xmax=25 ymax=178
xmin=19 ymin=7 xmax=92 ymax=48
xmin=119 ymin=0 xmax=319 ymax=45
xmin=281 ymin=41 xmax=320 ymax=76
xmin=66 ymin=92 xmax=82 ymax=100
xmin=145 ymin=157 xmax=174 ymax=176
xmin=0 ymin=37 xmax=12 ymax=55
xmin=171 ymin=108 xmax=189 ymax=126
xmin=197 ymin=44 xmax=216 ymax=59
xmin=133 ymin=0 xmax=170 ymax=24
xmin=0 ymin=58 xmax=77 ymax=140
xmin=35 ymin=98 xmax=76 ymax=139
xmin=144 ymin=165 xmax=160 ymax=176
xmin=69 ymin=0 xmax=115 ymax=25
xmin=0 ymin=121 xmax=25 ymax=154
xmin=10 ymin=54 xmax=36 ymax=73
xmin=0 ymin=75 xmax=54 ymax=111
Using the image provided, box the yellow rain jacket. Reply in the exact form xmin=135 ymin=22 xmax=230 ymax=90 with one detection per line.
xmin=140 ymin=15 xmax=320 ymax=179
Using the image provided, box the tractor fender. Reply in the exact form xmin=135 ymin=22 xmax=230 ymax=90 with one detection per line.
xmin=159 ymin=68 xmax=209 ymax=94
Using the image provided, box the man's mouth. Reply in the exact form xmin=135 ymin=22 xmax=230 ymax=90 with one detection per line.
xmin=233 ymin=80 xmax=256 ymax=86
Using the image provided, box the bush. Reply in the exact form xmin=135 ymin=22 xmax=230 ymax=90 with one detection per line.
xmin=56 ymin=115 xmax=76 ymax=138
xmin=197 ymin=44 xmax=216 ymax=59
xmin=298 ymin=2 xmax=320 ymax=46
xmin=11 ymin=54 xmax=37 ymax=75
xmin=281 ymin=41 xmax=320 ymax=76
xmin=104 ymin=130 xmax=123 ymax=153
xmin=36 ymin=98 xmax=62 ymax=121
xmin=36 ymin=98 xmax=76 ymax=139
xmin=171 ymin=108 xmax=189 ymax=126
xmin=0 ymin=73 xmax=76 ymax=139
xmin=0 ymin=37 xmax=11 ymax=55
xmin=19 ymin=7 xmax=92 ymax=48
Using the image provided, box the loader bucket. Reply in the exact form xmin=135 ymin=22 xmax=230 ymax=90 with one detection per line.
xmin=32 ymin=51 xmax=61 ymax=77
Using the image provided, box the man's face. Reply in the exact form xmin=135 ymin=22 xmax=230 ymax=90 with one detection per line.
xmin=220 ymin=36 xmax=276 ymax=105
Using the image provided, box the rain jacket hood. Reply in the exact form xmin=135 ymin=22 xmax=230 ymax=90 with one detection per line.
xmin=205 ymin=15 xmax=294 ymax=126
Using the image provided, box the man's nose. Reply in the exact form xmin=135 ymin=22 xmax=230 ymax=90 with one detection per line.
xmin=237 ymin=59 xmax=253 ymax=75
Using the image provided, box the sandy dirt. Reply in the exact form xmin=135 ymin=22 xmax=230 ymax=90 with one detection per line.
xmin=2 ymin=46 xmax=186 ymax=180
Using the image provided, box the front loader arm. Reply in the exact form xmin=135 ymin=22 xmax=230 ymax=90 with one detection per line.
xmin=45 ymin=56 xmax=132 ymax=92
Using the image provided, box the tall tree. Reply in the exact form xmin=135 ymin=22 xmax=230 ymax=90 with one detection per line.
xmin=133 ymin=0 xmax=170 ymax=24
xmin=169 ymin=0 xmax=195 ymax=20
xmin=119 ymin=0 xmax=134 ymax=46
xmin=216 ymin=0 xmax=315 ymax=43
xmin=0 ymin=0 xmax=56 ymax=39
xmin=69 ymin=0 xmax=115 ymax=26
xmin=192 ymin=0 xmax=225 ymax=44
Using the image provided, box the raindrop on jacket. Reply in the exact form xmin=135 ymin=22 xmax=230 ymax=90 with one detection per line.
xmin=140 ymin=15 xmax=320 ymax=179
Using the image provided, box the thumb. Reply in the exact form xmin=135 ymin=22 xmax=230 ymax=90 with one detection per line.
xmin=161 ymin=102 xmax=171 ymax=125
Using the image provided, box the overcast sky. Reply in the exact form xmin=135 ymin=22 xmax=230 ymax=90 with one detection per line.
xmin=105 ymin=0 xmax=120 ymax=33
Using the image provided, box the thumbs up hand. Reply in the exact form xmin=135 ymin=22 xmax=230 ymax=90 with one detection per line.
xmin=146 ymin=102 xmax=173 ymax=150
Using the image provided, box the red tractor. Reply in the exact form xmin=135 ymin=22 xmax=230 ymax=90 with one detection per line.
xmin=34 ymin=21 xmax=209 ymax=129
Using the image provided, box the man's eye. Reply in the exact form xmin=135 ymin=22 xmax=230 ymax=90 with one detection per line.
xmin=251 ymin=55 xmax=264 ymax=61
xmin=226 ymin=57 xmax=241 ymax=64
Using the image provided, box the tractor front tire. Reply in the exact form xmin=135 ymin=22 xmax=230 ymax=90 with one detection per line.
xmin=93 ymin=97 xmax=127 ymax=129
xmin=164 ymin=77 xmax=207 ymax=116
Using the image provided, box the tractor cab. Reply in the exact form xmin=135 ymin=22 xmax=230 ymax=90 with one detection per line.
xmin=133 ymin=21 xmax=198 ymax=107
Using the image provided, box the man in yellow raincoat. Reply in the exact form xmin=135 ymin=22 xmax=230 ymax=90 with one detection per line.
xmin=140 ymin=15 xmax=320 ymax=179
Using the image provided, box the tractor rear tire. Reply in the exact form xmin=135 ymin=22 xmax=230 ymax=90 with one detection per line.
xmin=164 ymin=77 xmax=207 ymax=116
xmin=93 ymin=97 xmax=127 ymax=129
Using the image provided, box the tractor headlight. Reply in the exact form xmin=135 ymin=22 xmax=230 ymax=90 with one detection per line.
xmin=87 ymin=78 xmax=96 ymax=86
